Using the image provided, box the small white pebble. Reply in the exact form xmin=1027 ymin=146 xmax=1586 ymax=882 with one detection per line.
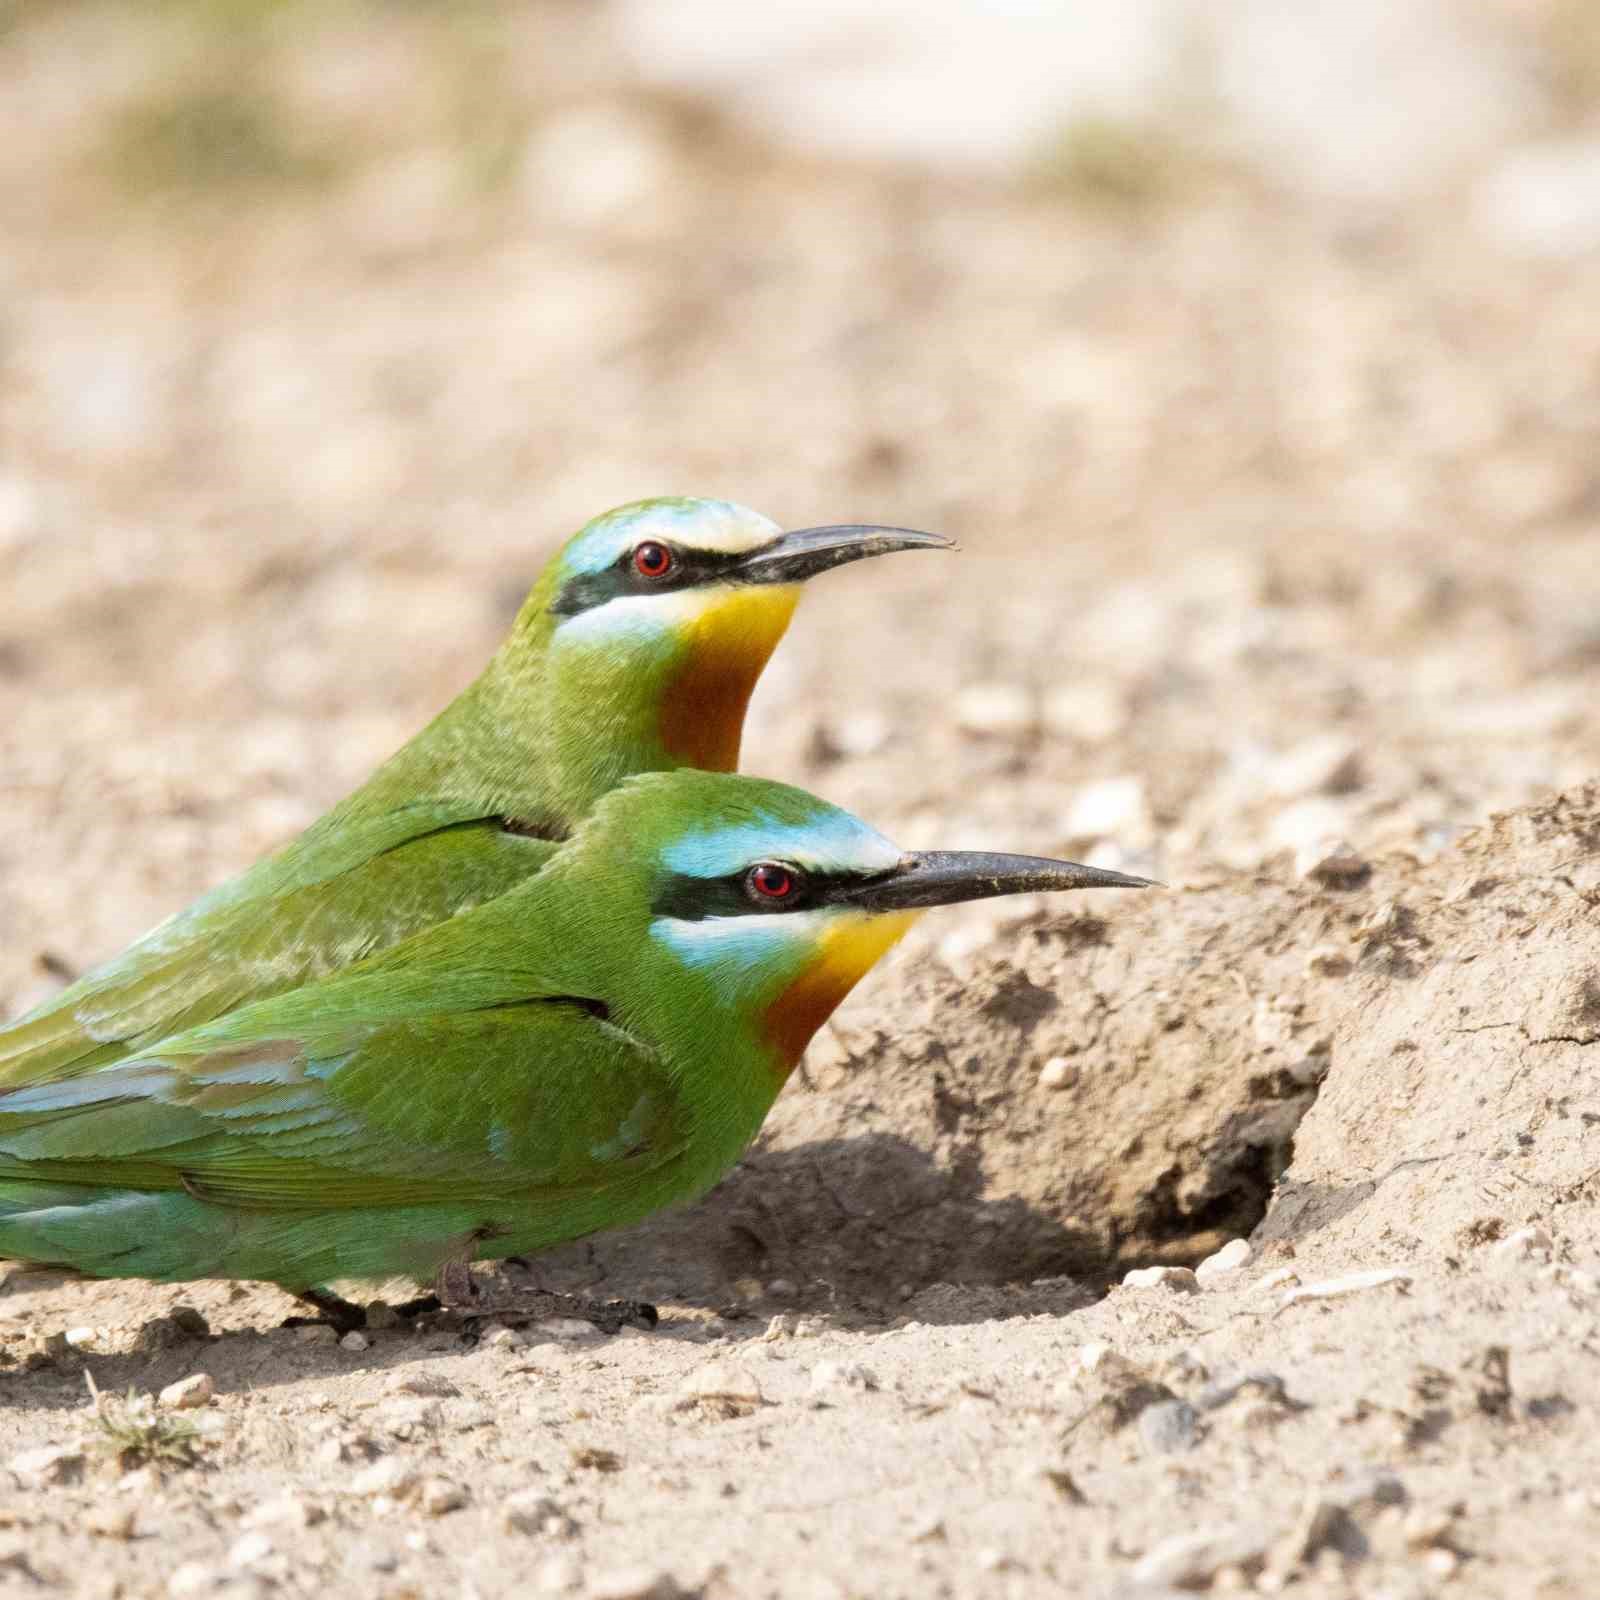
xmin=1424 ymin=1547 xmax=1461 ymax=1579
xmin=167 ymin=1563 xmax=217 ymax=1597
xmin=534 ymin=1552 xmax=583 ymax=1592
xmin=1122 ymin=1266 xmax=1200 ymax=1294
xmin=503 ymin=1489 xmax=576 ymax=1539
xmin=1076 ymin=1341 xmax=1116 ymax=1373
xmin=1279 ymin=735 xmax=1363 ymax=797
xmin=1257 ymin=1267 xmax=1300 ymax=1291
xmin=1132 ymin=1528 xmax=1271 ymax=1588
xmin=1280 ymin=1268 xmax=1412 ymax=1307
xmin=1063 ymin=775 xmax=1146 ymax=838
xmin=243 ymin=1495 xmax=324 ymax=1530
xmin=1041 ymin=679 xmax=1125 ymax=744
xmin=1037 ymin=1056 xmax=1076 ymax=1090
xmin=63 ymin=1326 xmax=102 ymax=1350
xmin=675 ymin=1360 xmax=763 ymax=1407
xmin=339 ymin=1330 xmax=370 ymax=1353
xmin=227 ymin=1531 xmax=274 ymax=1569
xmin=954 ymin=681 xmax=1035 ymax=739
xmin=159 ymin=1373 xmax=215 ymax=1410
xmin=809 ymin=1361 xmax=878 ymax=1394
xmin=419 ymin=1477 xmax=467 ymax=1516
xmin=1196 ymin=1240 xmax=1254 ymax=1285
xmin=935 ymin=915 xmax=1003 ymax=976
xmin=824 ymin=711 xmax=891 ymax=759
xmin=350 ymin=1458 xmax=420 ymax=1500
xmin=1491 ymin=1225 xmax=1553 ymax=1259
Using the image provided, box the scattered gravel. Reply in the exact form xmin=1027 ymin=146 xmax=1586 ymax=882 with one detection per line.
xmin=2 ymin=6 xmax=1598 ymax=1597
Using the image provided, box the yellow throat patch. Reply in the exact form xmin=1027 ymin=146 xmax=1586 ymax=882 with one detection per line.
xmin=658 ymin=585 xmax=801 ymax=771
xmin=762 ymin=910 xmax=920 ymax=1080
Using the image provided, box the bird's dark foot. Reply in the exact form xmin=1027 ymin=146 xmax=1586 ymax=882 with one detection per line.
xmin=431 ymin=1260 xmax=657 ymax=1334
xmin=281 ymin=1287 xmax=369 ymax=1336
xmin=473 ymin=1291 xmax=659 ymax=1335
xmin=389 ymin=1293 xmax=443 ymax=1320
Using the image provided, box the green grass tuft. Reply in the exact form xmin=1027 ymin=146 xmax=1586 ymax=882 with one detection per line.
xmin=86 ymin=1376 xmax=204 ymax=1470
xmin=1030 ymin=113 xmax=1189 ymax=211
xmin=97 ymin=76 xmax=333 ymax=195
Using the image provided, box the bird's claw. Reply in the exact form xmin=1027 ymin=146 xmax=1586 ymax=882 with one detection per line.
xmin=281 ymin=1274 xmax=660 ymax=1338
xmin=455 ymin=1288 xmax=659 ymax=1335
xmin=432 ymin=1260 xmax=657 ymax=1334
xmin=282 ymin=1287 xmax=369 ymax=1335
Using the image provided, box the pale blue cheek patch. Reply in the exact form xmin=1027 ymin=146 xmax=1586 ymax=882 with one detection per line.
xmin=650 ymin=914 xmax=815 ymax=979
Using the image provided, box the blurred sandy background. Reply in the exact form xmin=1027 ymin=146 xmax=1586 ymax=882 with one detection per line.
xmin=4 ymin=0 xmax=1599 ymax=1009
xmin=2 ymin=5 xmax=1600 ymax=1597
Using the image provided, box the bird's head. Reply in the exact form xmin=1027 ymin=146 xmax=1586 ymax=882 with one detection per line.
xmin=568 ymin=771 xmax=1154 ymax=1081
xmin=521 ymin=499 xmax=949 ymax=777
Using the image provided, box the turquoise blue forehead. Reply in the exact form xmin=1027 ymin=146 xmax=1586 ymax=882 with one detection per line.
xmin=663 ymin=808 xmax=902 ymax=880
xmin=560 ymin=498 xmax=781 ymax=578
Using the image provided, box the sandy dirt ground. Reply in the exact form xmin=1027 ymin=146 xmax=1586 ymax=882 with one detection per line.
xmin=2 ymin=4 xmax=1599 ymax=1597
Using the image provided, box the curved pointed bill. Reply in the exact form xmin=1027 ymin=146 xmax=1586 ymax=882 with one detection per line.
xmin=828 ymin=850 xmax=1158 ymax=913
xmin=735 ymin=524 xmax=954 ymax=586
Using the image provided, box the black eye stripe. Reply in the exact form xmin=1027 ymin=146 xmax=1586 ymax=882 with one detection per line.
xmin=549 ymin=545 xmax=759 ymax=618
xmin=652 ymin=865 xmax=873 ymax=922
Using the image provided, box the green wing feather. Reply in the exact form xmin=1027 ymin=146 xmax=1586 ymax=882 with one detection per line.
xmin=0 ymin=811 xmax=560 ymax=1088
xmin=0 ymin=944 xmax=694 ymax=1284
xmin=0 ymin=1002 xmax=687 ymax=1210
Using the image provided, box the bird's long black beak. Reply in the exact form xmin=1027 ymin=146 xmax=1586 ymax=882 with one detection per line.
xmin=736 ymin=524 xmax=954 ymax=585
xmin=828 ymin=850 xmax=1158 ymax=913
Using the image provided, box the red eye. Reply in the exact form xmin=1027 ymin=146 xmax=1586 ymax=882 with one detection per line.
xmin=633 ymin=541 xmax=674 ymax=579
xmin=747 ymin=862 xmax=798 ymax=902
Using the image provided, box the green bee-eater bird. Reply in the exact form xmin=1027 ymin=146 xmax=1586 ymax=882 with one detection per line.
xmin=0 ymin=499 xmax=948 ymax=1087
xmin=0 ymin=771 xmax=1151 ymax=1321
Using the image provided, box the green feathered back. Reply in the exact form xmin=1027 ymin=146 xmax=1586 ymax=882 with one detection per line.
xmin=0 ymin=771 xmax=830 ymax=1289
xmin=0 ymin=500 xmax=753 ymax=1089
